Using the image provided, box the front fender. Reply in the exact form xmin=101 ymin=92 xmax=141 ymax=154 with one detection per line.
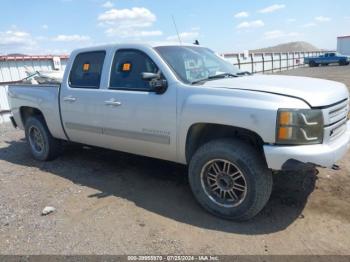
xmin=177 ymin=88 xmax=309 ymax=163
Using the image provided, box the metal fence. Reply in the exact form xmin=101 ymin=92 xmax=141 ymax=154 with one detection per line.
xmin=0 ymin=85 xmax=10 ymax=124
xmin=222 ymin=51 xmax=331 ymax=74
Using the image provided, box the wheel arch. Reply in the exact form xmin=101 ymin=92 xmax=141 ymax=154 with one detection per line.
xmin=20 ymin=106 xmax=46 ymax=126
xmin=185 ymin=123 xmax=266 ymax=164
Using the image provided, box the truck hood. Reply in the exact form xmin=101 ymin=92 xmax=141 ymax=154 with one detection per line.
xmin=201 ymin=75 xmax=349 ymax=107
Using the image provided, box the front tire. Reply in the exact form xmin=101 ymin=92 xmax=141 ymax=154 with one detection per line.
xmin=24 ymin=116 xmax=62 ymax=161
xmin=189 ymin=139 xmax=272 ymax=221
xmin=339 ymin=60 xmax=348 ymax=66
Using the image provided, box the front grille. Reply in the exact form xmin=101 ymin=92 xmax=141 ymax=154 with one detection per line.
xmin=323 ymin=99 xmax=349 ymax=126
xmin=323 ymin=99 xmax=349 ymax=143
xmin=329 ymin=104 xmax=348 ymax=124
xmin=329 ymin=122 xmax=347 ymax=141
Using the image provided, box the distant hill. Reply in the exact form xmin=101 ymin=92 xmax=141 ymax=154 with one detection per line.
xmin=250 ymin=41 xmax=321 ymax=53
xmin=6 ymin=53 xmax=29 ymax=57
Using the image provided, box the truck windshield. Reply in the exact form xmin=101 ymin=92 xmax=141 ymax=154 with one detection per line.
xmin=155 ymin=46 xmax=241 ymax=84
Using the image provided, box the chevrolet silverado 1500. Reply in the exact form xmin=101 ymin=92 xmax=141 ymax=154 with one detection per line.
xmin=7 ymin=44 xmax=350 ymax=221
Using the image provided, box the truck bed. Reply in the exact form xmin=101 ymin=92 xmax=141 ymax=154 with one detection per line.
xmin=7 ymin=83 xmax=67 ymax=140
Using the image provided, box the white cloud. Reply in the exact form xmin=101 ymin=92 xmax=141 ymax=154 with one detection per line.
xmin=301 ymin=16 xmax=330 ymax=29
xmin=259 ymin=4 xmax=285 ymax=14
xmin=52 ymin=34 xmax=91 ymax=42
xmin=0 ymin=30 xmax=36 ymax=50
xmin=302 ymin=22 xmax=317 ymax=28
xmin=102 ymin=1 xmax=114 ymax=8
xmin=166 ymin=30 xmax=200 ymax=42
xmin=263 ymin=30 xmax=299 ymax=39
xmin=315 ymin=16 xmax=331 ymax=22
xmin=236 ymin=20 xmax=264 ymax=29
xmin=41 ymin=24 xmax=49 ymax=30
xmin=137 ymin=31 xmax=162 ymax=37
xmin=98 ymin=7 xmax=156 ymax=28
xmin=234 ymin=11 xmax=249 ymax=18
xmin=98 ymin=7 xmax=162 ymax=38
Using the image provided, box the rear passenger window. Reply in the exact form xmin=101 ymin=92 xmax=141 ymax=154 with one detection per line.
xmin=109 ymin=49 xmax=158 ymax=91
xmin=69 ymin=51 xmax=106 ymax=89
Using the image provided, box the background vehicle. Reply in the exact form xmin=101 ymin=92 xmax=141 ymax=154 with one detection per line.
xmin=304 ymin=52 xmax=350 ymax=67
xmin=7 ymin=44 xmax=350 ymax=221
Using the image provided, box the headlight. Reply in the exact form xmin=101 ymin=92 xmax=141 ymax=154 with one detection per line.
xmin=276 ymin=109 xmax=324 ymax=145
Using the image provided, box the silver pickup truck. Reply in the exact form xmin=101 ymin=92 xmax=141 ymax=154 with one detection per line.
xmin=7 ymin=44 xmax=350 ymax=221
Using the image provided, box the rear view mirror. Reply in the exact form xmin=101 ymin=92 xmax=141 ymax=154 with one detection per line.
xmin=141 ymin=72 xmax=168 ymax=95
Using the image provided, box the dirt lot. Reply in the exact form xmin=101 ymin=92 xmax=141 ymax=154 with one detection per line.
xmin=0 ymin=65 xmax=350 ymax=255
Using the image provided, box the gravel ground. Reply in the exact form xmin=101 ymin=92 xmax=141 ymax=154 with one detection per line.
xmin=277 ymin=64 xmax=350 ymax=85
xmin=0 ymin=65 xmax=350 ymax=255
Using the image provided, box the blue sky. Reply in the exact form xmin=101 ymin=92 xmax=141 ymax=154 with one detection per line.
xmin=0 ymin=0 xmax=349 ymax=55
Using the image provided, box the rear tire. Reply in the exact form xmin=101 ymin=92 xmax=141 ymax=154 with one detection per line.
xmin=309 ymin=61 xmax=318 ymax=67
xmin=24 ymin=116 xmax=62 ymax=161
xmin=188 ymin=139 xmax=273 ymax=221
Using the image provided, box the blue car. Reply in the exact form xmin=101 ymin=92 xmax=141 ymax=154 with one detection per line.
xmin=304 ymin=52 xmax=350 ymax=67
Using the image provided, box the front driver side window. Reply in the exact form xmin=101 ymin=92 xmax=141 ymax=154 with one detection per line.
xmin=110 ymin=49 xmax=159 ymax=91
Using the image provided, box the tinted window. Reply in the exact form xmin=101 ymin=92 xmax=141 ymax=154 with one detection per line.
xmin=69 ymin=51 xmax=106 ymax=88
xmin=110 ymin=49 xmax=158 ymax=90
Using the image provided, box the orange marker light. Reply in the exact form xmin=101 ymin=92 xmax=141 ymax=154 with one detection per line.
xmin=83 ymin=63 xmax=90 ymax=72
xmin=278 ymin=127 xmax=292 ymax=140
xmin=122 ymin=63 xmax=131 ymax=72
xmin=279 ymin=111 xmax=292 ymax=126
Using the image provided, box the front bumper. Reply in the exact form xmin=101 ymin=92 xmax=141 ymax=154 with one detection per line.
xmin=264 ymin=121 xmax=350 ymax=170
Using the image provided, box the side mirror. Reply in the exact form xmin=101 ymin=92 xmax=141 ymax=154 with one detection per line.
xmin=141 ymin=72 xmax=168 ymax=95
xmin=142 ymin=72 xmax=159 ymax=80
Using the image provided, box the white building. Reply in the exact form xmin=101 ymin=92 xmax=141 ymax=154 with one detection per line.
xmin=0 ymin=55 xmax=68 ymax=123
xmin=337 ymin=35 xmax=350 ymax=55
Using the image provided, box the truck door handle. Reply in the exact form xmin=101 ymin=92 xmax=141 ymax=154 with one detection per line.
xmin=105 ymin=99 xmax=122 ymax=107
xmin=63 ymin=96 xmax=77 ymax=102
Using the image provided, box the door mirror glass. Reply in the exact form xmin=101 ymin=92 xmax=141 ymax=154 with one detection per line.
xmin=141 ymin=72 xmax=168 ymax=94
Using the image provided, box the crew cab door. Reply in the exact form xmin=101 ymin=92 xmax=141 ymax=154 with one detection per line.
xmin=96 ymin=48 xmax=177 ymax=161
xmin=328 ymin=53 xmax=337 ymax=63
xmin=60 ymin=50 xmax=107 ymax=146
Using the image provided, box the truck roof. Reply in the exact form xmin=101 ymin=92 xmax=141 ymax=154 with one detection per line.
xmin=71 ymin=42 xmax=201 ymax=54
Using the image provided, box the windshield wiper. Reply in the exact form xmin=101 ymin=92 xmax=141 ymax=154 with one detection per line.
xmin=236 ymin=71 xmax=252 ymax=76
xmin=192 ymin=73 xmax=238 ymax=84
xmin=209 ymin=73 xmax=238 ymax=79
